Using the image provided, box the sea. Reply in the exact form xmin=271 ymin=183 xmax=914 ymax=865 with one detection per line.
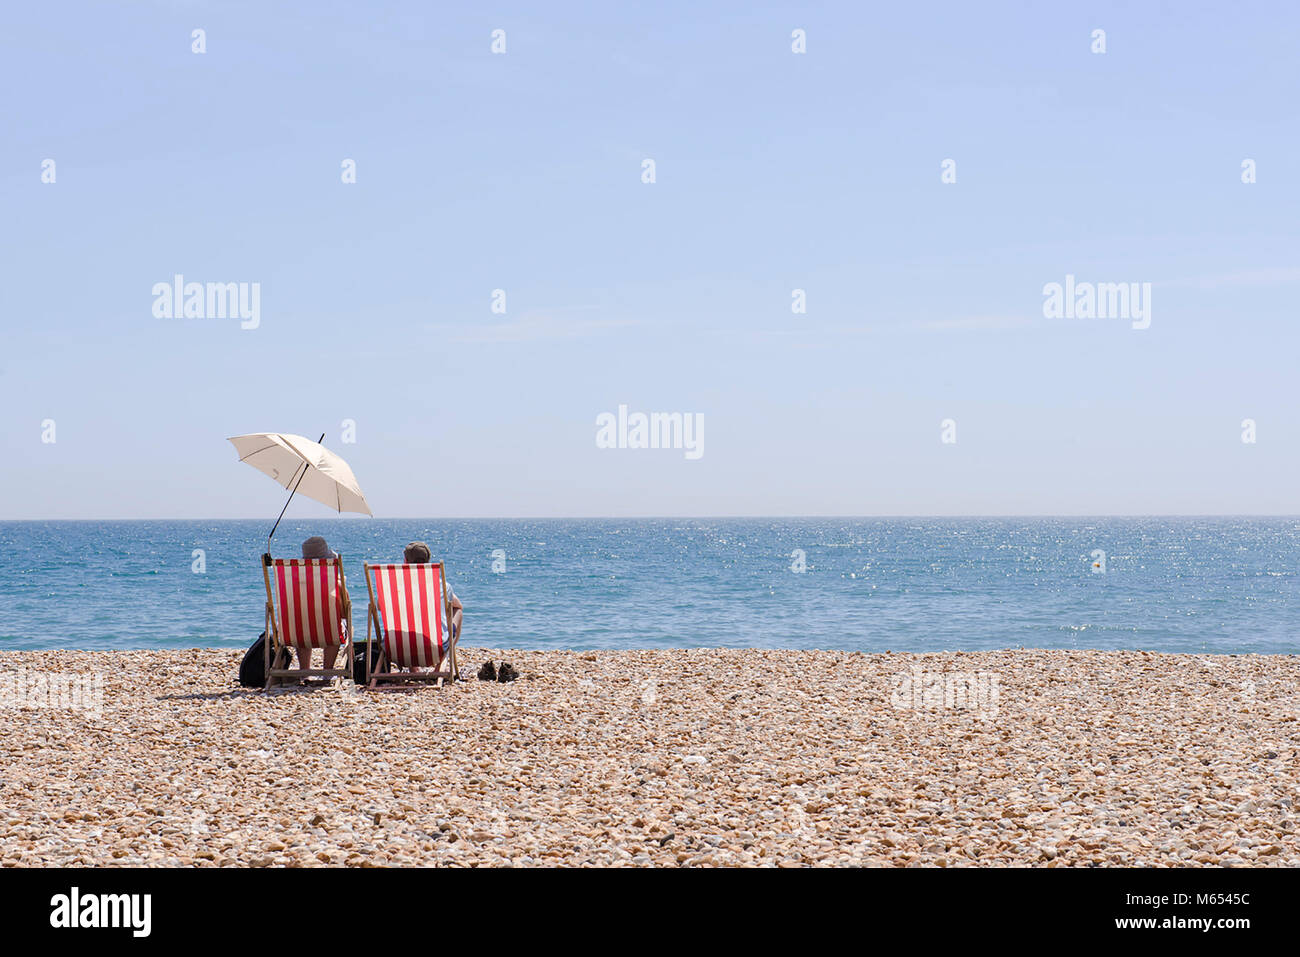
xmin=0 ymin=518 xmax=1297 ymax=654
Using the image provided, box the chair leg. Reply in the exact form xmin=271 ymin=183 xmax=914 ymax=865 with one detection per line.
xmin=263 ymin=606 xmax=274 ymax=691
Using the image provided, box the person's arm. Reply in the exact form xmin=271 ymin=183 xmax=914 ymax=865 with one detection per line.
xmin=448 ymin=590 xmax=464 ymax=638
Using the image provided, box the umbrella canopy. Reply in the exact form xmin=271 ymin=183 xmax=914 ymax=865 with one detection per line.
xmin=228 ymin=432 xmax=373 ymax=516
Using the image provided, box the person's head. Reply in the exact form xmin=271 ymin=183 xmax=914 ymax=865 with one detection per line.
xmin=301 ymin=536 xmax=336 ymax=561
xmin=403 ymin=541 xmax=431 ymax=564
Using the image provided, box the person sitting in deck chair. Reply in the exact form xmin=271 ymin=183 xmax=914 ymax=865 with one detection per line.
xmin=298 ymin=536 xmax=342 ymax=673
xmin=403 ymin=541 xmax=463 ymax=641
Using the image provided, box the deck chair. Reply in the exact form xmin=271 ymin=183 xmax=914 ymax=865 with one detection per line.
xmin=261 ymin=554 xmax=353 ymax=689
xmin=363 ymin=562 xmax=461 ymax=688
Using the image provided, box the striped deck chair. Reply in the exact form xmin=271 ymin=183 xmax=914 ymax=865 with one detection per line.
xmin=261 ymin=555 xmax=353 ymax=688
xmin=363 ymin=562 xmax=461 ymax=688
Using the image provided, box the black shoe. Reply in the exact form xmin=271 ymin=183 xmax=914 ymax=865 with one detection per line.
xmin=477 ymin=660 xmax=497 ymax=681
xmin=497 ymin=662 xmax=519 ymax=683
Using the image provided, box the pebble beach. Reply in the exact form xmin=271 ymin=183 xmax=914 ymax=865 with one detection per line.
xmin=2 ymin=648 xmax=1298 ymax=867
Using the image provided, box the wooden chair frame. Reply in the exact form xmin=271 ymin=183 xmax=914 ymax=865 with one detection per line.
xmin=363 ymin=561 xmax=461 ymax=689
xmin=262 ymin=553 xmax=353 ymax=689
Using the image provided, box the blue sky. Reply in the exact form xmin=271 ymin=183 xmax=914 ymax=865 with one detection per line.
xmin=3 ymin=1 xmax=1299 ymax=518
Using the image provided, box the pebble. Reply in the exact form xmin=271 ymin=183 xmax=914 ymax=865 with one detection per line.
xmin=1 ymin=647 xmax=1296 ymax=867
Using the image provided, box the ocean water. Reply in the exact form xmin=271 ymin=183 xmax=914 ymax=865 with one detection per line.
xmin=0 ymin=518 xmax=1297 ymax=654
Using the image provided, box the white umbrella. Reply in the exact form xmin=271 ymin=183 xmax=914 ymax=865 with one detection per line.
xmin=228 ymin=432 xmax=373 ymax=548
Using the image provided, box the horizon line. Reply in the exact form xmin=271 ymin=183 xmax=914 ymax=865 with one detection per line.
xmin=3 ymin=513 xmax=1299 ymax=522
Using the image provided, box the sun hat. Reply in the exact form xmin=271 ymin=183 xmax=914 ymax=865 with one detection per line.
xmin=301 ymin=536 xmax=337 ymax=560
xmin=403 ymin=541 xmax=432 ymax=564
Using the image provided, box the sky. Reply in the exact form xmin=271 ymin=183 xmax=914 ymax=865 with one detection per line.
xmin=2 ymin=1 xmax=1299 ymax=519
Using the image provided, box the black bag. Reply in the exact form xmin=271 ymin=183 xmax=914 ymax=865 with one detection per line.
xmin=239 ymin=631 xmax=291 ymax=688
xmin=352 ymin=642 xmax=382 ymax=685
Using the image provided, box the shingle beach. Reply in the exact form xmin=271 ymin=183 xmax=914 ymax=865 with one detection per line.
xmin=2 ymin=648 xmax=1298 ymax=867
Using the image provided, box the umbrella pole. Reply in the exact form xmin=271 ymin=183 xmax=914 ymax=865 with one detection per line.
xmin=266 ymin=432 xmax=327 ymax=555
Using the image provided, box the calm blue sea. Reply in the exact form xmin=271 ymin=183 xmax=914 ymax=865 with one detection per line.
xmin=0 ymin=518 xmax=1297 ymax=654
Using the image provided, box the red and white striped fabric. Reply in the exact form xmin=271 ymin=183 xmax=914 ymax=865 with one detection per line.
xmin=271 ymin=559 xmax=346 ymax=650
xmin=369 ymin=563 xmax=446 ymax=668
